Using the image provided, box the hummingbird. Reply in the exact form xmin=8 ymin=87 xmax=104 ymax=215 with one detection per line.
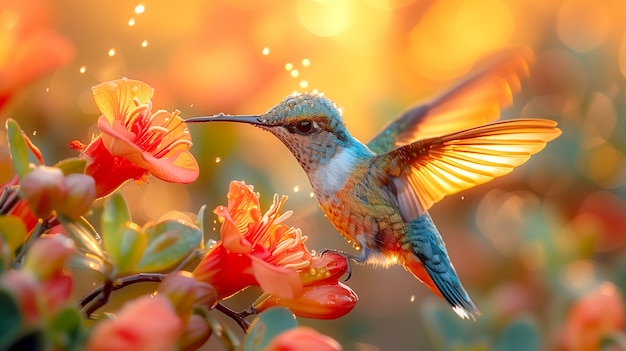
xmin=186 ymin=47 xmax=561 ymax=320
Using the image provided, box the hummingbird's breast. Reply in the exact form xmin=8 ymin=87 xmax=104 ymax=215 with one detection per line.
xmin=309 ymin=147 xmax=408 ymax=262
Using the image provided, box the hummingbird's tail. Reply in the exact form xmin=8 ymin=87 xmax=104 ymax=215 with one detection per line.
xmin=402 ymin=213 xmax=480 ymax=320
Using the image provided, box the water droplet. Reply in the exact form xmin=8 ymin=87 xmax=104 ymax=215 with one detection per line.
xmin=45 ymin=87 xmax=49 ymax=93
xmin=461 ymin=196 xmax=465 ymax=200
xmin=108 ymin=48 xmax=116 ymax=57
xmin=135 ymin=3 xmax=146 ymax=14
xmin=262 ymin=47 xmax=270 ymax=55
xmin=183 ymin=128 xmax=189 ymax=134
xmin=190 ymin=104 xmax=194 ymax=108
xmin=410 ymin=295 xmax=416 ymax=302
xmin=128 ymin=18 xmax=136 ymax=26
xmin=79 ymin=65 xmax=87 ymax=74
xmin=32 ymin=130 xmax=37 ymax=136
xmin=285 ymin=62 xmax=294 ymax=71
xmin=302 ymin=58 xmax=311 ymax=67
xmin=141 ymin=39 xmax=148 ymax=48
xmin=309 ymin=192 xmax=315 ymax=198
xmin=300 ymin=80 xmax=309 ymax=89
xmin=290 ymin=69 xmax=299 ymax=78
xmin=107 ymin=82 xmax=118 ymax=90
xmin=131 ymin=85 xmax=139 ymax=93
xmin=215 ymin=157 xmax=221 ymax=163
xmin=293 ymin=185 xmax=300 ymax=193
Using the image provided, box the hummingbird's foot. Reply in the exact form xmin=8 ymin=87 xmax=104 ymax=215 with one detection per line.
xmin=318 ymin=248 xmax=359 ymax=281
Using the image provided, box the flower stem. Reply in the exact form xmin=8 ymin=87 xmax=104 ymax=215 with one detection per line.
xmin=79 ymin=273 xmax=167 ymax=317
xmin=215 ymin=303 xmax=257 ymax=332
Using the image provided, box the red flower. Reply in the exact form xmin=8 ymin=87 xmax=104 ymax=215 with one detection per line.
xmin=559 ymin=282 xmax=625 ymax=351
xmin=254 ymin=253 xmax=357 ymax=320
xmin=193 ymin=181 xmax=358 ymax=320
xmin=72 ymin=78 xmax=199 ymax=198
xmin=193 ymin=181 xmax=312 ymax=300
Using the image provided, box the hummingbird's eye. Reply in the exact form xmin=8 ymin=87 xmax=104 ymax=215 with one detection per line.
xmin=295 ymin=120 xmax=315 ymax=134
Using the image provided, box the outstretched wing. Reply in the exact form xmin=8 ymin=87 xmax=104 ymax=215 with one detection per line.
xmin=367 ymin=46 xmax=534 ymax=155
xmin=373 ymin=119 xmax=561 ymax=221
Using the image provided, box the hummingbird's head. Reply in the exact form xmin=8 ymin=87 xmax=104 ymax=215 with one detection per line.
xmin=187 ymin=92 xmax=357 ymax=171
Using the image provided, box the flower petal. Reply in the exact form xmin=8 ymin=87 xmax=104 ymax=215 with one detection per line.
xmin=250 ymin=255 xmax=302 ymax=299
xmin=214 ymin=205 xmax=252 ymax=254
xmin=92 ymin=78 xmax=154 ymax=125
xmin=98 ymin=117 xmax=199 ymax=183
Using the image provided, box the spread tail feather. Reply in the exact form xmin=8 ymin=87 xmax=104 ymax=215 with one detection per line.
xmin=403 ymin=213 xmax=481 ymax=320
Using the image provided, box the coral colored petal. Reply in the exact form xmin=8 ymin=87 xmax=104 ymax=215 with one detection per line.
xmin=87 ymin=295 xmax=183 ymax=351
xmin=214 ymin=206 xmax=252 ymax=253
xmin=250 ymin=255 xmax=302 ymax=299
xmin=265 ymin=327 xmax=343 ymax=351
xmin=92 ymin=79 xmax=154 ymax=125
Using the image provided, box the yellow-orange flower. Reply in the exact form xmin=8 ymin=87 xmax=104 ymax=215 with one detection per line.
xmin=72 ymin=78 xmax=199 ymax=198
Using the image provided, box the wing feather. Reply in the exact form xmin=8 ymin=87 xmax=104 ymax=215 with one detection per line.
xmin=377 ymin=119 xmax=561 ymax=221
xmin=367 ymin=46 xmax=534 ymax=154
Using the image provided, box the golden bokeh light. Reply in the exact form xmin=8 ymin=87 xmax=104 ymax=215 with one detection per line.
xmin=557 ymin=0 xmax=611 ymax=52
xmin=408 ymin=0 xmax=514 ymax=80
xmin=297 ymin=0 xmax=355 ymax=37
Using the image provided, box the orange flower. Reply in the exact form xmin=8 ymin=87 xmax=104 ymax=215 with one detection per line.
xmin=87 ymin=295 xmax=183 ymax=351
xmin=560 ymin=282 xmax=625 ymax=351
xmin=193 ymin=181 xmax=312 ymax=300
xmin=264 ymin=326 xmax=343 ymax=351
xmin=72 ymin=78 xmax=199 ymax=198
xmin=0 ymin=0 xmax=74 ymax=110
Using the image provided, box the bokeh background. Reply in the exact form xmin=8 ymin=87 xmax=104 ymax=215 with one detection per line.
xmin=2 ymin=0 xmax=626 ymax=350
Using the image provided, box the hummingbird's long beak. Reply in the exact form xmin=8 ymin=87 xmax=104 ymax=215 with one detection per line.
xmin=185 ymin=113 xmax=264 ymax=125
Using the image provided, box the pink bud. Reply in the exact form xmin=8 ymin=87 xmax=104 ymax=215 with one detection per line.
xmin=23 ymin=234 xmax=76 ymax=281
xmin=300 ymin=253 xmax=349 ymax=286
xmin=57 ymin=174 xmax=96 ymax=220
xmin=178 ymin=314 xmax=212 ymax=351
xmin=157 ymin=271 xmax=198 ymax=320
xmin=21 ymin=166 xmax=68 ymax=218
xmin=264 ymin=326 xmax=342 ymax=351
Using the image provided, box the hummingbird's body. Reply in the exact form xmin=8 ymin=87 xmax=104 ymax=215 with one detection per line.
xmin=187 ymin=48 xmax=561 ymax=320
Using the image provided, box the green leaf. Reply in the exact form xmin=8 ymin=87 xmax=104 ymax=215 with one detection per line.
xmin=196 ymin=205 xmax=207 ymax=250
xmin=49 ymin=307 xmax=84 ymax=351
xmin=244 ymin=307 xmax=298 ymax=351
xmin=59 ymin=216 xmax=104 ymax=260
xmin=0 ymin=215 xmax=27 ymax=253
xmin=0 ymin=288 xmax=22 ymax=348
xmin=108 ymin=224 xmax=146 ymax=276
xmin=53 ymin=158 xmax=87 ymax=175
xmin=134 ymin=219 xmax=201 ymax=272
xmin=101 ymin=193 xmax=131 ymax=251
xmin=5 ymin=119 xmax=31 ymax=179
xmin=494 ymin=316 xmax=541 ymax=351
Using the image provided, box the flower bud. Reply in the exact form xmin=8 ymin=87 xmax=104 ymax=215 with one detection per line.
xmin=194 ymin=281 xmax=218 ymax=309
xmin=21 ymin=166 xmax=68 ymax=218
xmin=157 ymin=271 xmax=197 ymax=320
xmin=265 ymin=326 xmax=342 ymax=351
xmin=300 ymin=252 xmax=348 ymax=286
xmin=23 ymin=234 xmax=76 ymax=281
xmin=254 ymin=282 xmax=357 ymax=320
xmin=0 ymin=270 xmax=39 ymax=325
xmin=178 ymin=314 xmax=212 ymax=351
xmin=56 ymin=173 xmax=96 ymax=220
